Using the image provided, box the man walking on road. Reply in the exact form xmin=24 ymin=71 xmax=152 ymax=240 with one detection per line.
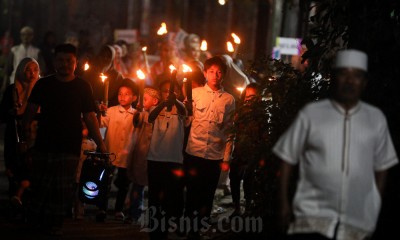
xmin=273 ymin=49 xmax=398 ymax=240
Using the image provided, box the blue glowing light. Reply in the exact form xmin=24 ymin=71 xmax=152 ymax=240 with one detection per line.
xmin=82 ymin=181 xmax=99 ymax=198
xmin=99 ymin=169 xmax=105 ymax=181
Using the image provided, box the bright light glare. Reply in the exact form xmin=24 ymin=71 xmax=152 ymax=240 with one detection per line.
xmin=227 ymin=41 xmax=234 ymax=52
xmin=200 ymin=40 xmax=207 ymax=51
xmin=218 ymin=0 xmax=226 ymax=5
xmin=136 ymin=69 xmax=146 ymax=80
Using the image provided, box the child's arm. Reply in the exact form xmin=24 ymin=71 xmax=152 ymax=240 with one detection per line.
xmin=83 ymin=112 xmax=107 ymax=153
xmin=148 ymin=101 xmax=167 ymax=123
xmin=174 ymin=99 xmax=187 ymax=117
xmin=99 ymin=103 xmax=110 ymax=128
xmin=167 ymin=92 xmax=187 ymax=116
xmin=133 ymin=111 xmax=145 ymax=128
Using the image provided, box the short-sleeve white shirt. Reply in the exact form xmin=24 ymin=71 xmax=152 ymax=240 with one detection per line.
xmin=101 ymin=105 xmax=136 ymax=168
xmin=273 ymin=99 xmax=398 ymax=240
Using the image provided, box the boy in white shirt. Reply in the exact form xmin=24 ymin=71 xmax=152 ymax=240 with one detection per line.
xmin=97 ymin=79 xmax=138 ymax=222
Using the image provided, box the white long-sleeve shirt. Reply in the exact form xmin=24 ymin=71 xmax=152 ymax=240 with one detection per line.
xmin=186 ymin=84 xmax=235 ymax=161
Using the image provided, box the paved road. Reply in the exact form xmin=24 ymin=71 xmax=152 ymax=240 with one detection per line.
xmin=0 ymin=125 xmax=239 ymax=239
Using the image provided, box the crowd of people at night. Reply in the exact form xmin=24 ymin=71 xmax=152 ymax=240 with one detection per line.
xmin=0 ymin=25 xmax=398 ymax=240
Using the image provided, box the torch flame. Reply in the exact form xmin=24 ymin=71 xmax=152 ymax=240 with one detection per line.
xmin=157 ymin=22 xmax=168 ymax=35
xmin=200 ymin=40 xmax=207 ymax=51
xmin=231 ymin=33 xmax=241 ymax=44
xmin=84 ymin=62 xmax=90 ymax=71
xmin=236 ymin=87 xmax=245 ymax=94
xmin=182 ymin=64 xmax=192 ymax=73
xmin=142 ymin=46 xmax=147 ymax=52
xmin=100 ymin=73 xmax=108 ymax=82
xmin=218 ymin=0 xmax=227 ymax=5
xmin=227 ymin=41 xmax=234 ymax=53
xmin=136 ymin=69 xmax=146 ymax=80
xmin=169 ymin=64 xmax=177 ymax=73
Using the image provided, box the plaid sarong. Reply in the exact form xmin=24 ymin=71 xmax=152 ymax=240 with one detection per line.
xmin=29 ymin=151 xmax=79 ymax=228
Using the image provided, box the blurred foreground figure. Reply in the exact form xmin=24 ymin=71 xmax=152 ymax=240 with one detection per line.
xmin=23 ymin=44 xmax=106 ymax=236
xmin=0 ymin=57 xmax=40 ymax=208
xmin=273 ymin=49 xmax=398 ymax=240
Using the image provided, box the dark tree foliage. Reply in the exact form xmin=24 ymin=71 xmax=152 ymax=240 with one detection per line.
xmin=231 ymin=0 xmax=400 ymax=238
xmin=228 ymin=58 xmax=326 ymax=239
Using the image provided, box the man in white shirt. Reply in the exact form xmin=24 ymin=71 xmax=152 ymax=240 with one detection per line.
xmin=6 ymin=26 xmax=44 ymax=85
xmin=273 ymin=49 xmax=398 ymax=240
xmin=185 ymin=56 xmax=235 ymax=235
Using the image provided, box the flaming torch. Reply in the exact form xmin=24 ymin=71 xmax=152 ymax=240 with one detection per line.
xmin=168 ymin=65 xmax=177 ymax=112
xmin=100 ymin=73 xmax=108 ymax=106
xmin=200 ymin=40 xmax=208 ymax=52
xmin=231 ymin=33 xmax=241 ymax=59
xmin=236 ymin=87 xmax=245 ymax=95
xmin=227 ymin=41 xmax=234 ymax=55
xmin=157 ymin=22 xmax=168 ymax=36
xmin=141 ymin=46 xmax=150 ymax=74
xmin=136 ymin=69 xmax=146 ymax=110
xmin=182 ymin=64 xmax=193 ymax=116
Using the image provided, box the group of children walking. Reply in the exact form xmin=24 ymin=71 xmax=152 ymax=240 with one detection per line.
xmin=78 ymin=55 xmax=249 ymax=240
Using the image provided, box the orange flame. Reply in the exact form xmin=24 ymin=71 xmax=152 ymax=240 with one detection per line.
xmin=169 ymin=64 xmax=177 ymax=73
xmin=182 ymin=64 xmax=192 ymax=73
xmin=200 ymin=40 xmax=207 ymax=51
xmin=227 ymin=41 xmax=234 ymax=52
xmin=100 ymin=73 xmax=108 ymax=82
xmin=231 ymin=33 xmax=241 ymax=44
xmin=236 ymin=87 xmax=245 ymax=94
xmin=84 ymin=62 xmax=90 ymax=71
xmin=136 ymin=69 xmax=146 ymax=80
xmin=157 ymin=22 xmax=168 ymax=35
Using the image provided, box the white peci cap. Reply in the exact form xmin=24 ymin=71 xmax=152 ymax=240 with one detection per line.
xmin=335 ymin=49 xmax=368 ymax=72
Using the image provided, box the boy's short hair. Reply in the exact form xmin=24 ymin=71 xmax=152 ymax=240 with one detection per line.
xmin=144 ymin=87 xmax=161 ymax=101
xmin=120 ymin=78 xmax=139 ymax=96
xmin=55 ymin=43 xmax=77 ymax=57
xmin=204 ymin=56 xmax=227 ymax=75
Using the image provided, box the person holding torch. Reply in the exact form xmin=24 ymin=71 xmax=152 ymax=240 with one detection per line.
xmin=184 ymin=56 xmax=235 ymax=237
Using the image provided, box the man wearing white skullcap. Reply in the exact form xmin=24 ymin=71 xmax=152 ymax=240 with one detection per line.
xmin=273 ymin=49 xmax=398 ymax=240
xmin=6 ymin=26 xmax=45 ymax=85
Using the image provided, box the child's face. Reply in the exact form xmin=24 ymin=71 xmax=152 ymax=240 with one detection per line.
xmin=160 ymin=82 xmax=179 ymax=101
xmin=143 ymin=93 xmax=158 ymax=111
xmin=160 ymin=82 xmax=170 ymax=101
xmin=204 ymin=65 xmax=224 ymax=89
xmin=244 ymin=87 xmax=258 ymax=102
xmin=118 ymin=86 xmax=136 ymax=109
